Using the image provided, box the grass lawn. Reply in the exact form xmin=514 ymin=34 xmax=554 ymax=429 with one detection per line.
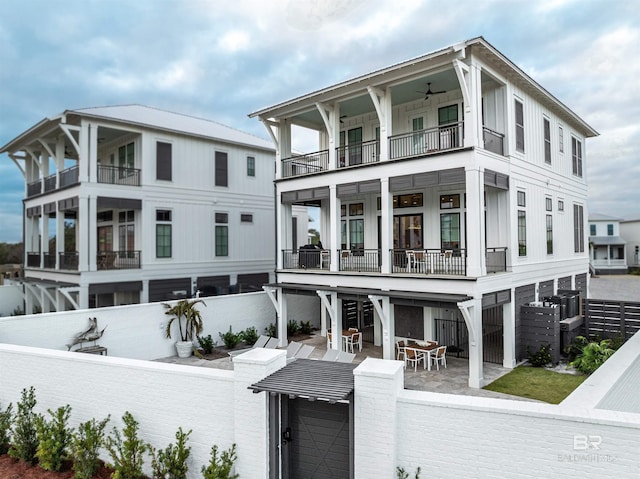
xmin=483 ymin=366 xmax=587 ymax=404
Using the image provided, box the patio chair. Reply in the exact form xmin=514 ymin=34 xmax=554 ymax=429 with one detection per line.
xmin=348 ymin=327 xmax=359 ymax=332
xmin=336 ymin=351 xmax=356 ymax=363
xmin=227 ymin=334 xmax=271 ymax=359
xmin=431 ymin=346 xmax=447 ymax=370
xmin=395 ymin=340 xmax=406 ymax=361
xmin=294 ymin=344 xmax=315 ymax=359
xmin=264 ymin=337 xmax=280 ymax=349
xmin=321 ymin=349 xmax=340 ymax=362
xmin=413 ymin=250 xmax=427 ymax=273
xmin=345 ymin=332 xmax=362 ymax=353
xmin=404 ymin=347 xmax=426 ymax=372
xmin=285 ymin=341 xmax=302 ymax=358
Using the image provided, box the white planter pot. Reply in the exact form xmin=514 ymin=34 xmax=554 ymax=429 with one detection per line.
xmin=175 ymin=341 xmax=194 ymax=358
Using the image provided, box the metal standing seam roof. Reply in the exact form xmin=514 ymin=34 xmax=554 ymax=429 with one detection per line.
xmin=1 ymin=104 xmax=275 ymax=153
xmin=249 ymin=358 xmax=357 ymax=403
xmin=590 ymin=236 xmax=627 ymax=246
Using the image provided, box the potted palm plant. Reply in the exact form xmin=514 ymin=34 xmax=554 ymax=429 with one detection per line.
xmin=163 ymin=299 xmax=206 ymax=358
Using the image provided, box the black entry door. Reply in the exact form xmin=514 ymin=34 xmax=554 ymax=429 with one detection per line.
xmin=283 ymin=398 xmax=351 ymax=478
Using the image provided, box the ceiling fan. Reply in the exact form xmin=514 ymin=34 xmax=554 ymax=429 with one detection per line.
xmin=416 ymin=82 xmax=446 ymax=100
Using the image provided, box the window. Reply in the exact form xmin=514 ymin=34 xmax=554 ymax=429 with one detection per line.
xmin=546 ymin=215 xmax=553 ymax=254
xmin=119 ymin=210 xmax=135 ymax=253
xmin=558 ymin=200 xmax=564 ymax=212
xmin=573 ymin=204 xmax=584 ymax=252
xmin=607 ymin=224 xmax=614 ymax=236
xmin=97 ymin=211 xmax=113 ymax=222
xmin=543 ymin=118 xmax=551 ymax=164
xmin=572 ymin=137 xmax=583 ymax=177
xmin=119 ymin=142 xmax=135 ymax=170
xmin=156 ymin=210 xmax=172 ymax=258
xmin=590 ymin=224 xmax=596 ymax=236
xmin=440 ymin=194 xmax=460 ymax=209
xmin=518 ymin=210 xmax=527 ymax=256
xmin=517 ymin=191 xmax=526 ymax=207
xmin=545 ymin=197 xmax=552 ymax=212
xmin=156 ymin=142 xmax=172 ymax=181
xmin=215 ymin=151 xmax=228 ymax=187
xmin=558 ymin=126 xmax=564 ymax=153
xmin=341 ymin=202 xmax=364 ymax=250
xmin=440 ymin=213 xmax=460 ymax=250
xmin=215 ymin=212 xmax=228 ymax=257
xmin=377 ymin=193 xmax=423 ymax=210
xmin=247 ymin=156 xmax=255 ymax=177
xmin=393 ymin=215 xmax=423 ymax=250
xmin=240 ymin=213 xmax=253 ymax=223
xmin=515 ymin=100 xmax=524 ymax=152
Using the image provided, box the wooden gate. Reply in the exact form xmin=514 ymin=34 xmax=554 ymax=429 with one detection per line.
xmin=282 ymin=398 xmax=351 ymax=478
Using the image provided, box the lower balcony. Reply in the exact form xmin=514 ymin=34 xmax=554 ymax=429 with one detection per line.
xmin=97 ymin=251 xmax=141 ymax=270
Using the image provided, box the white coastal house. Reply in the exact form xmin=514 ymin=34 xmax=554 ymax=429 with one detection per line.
xmin=0 ymin=105 xmax=276 ymax=311
xmin=250 ymin=36 xmax=598 ymax=388
xmin=620 ymin=218 xmax=640 ymax=268
xmin=589 ymin=213 xmax=628 ymax=274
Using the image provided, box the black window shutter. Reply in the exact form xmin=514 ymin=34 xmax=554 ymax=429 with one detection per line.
xmin=215 ymin=152 xmax=228 ymax=187
xmin=156 ymin=142 xmax=172 ymax=180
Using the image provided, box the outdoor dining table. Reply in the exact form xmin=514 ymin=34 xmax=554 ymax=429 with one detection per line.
xmin=406 ymin=341 xmax=438 ymax=371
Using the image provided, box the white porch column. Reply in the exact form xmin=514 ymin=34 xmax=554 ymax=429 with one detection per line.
xmin=55 ymin=136 xmax=65 ymax=187
xmin=465 ymin=166 xmax=484 ymax=277
xmin=318 ymin=290 xmax=341 ymax=350
xmin=329 ymin=185 xmax=341 ymax=272
xmin=276 ymin=291 xmax=288 ymax=348
xmin=278 ymin=202 xmax=292 ymax=269
xmin=88 ymin=123 xmax=98 ymax=183
xmin=78 ymin=284 xmax=89 ymax=310
xmin=380 ymin=177 xmax=392 ymax=274
xmin=503 ymin=296 xmax=516 ymax=368
xmin=40 ymin=211 xmax=48 ymax=268
xmin=78 ymin=122 xmax=89 ymax=183
xmin=369 ymin=295 xmax=393 ymax=359
xmin=458 ymin=298 xmax=484 ymax=388
xmin=140 ymin=280 xmax=149 ymax=303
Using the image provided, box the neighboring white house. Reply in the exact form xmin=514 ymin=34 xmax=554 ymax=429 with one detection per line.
xmin=250 ymin=36 xmax=598 ymax=388
xmin=0 ymin=105 xmax=276 ymax=311
xmin=589 ymin=213 xmax=628 ymax=274
xmin=620 ymin=218 xmax=640 ymax=267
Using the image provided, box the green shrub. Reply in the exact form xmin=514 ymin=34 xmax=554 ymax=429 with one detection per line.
xmin=241 ymin=326 xmax=259 ymax=346
xmin=0 ymin=402 xmax=13 ymax=454
xmin=526 ymin=343 xmax=552 ymax=367
xmin=287 ymin=319 xmax=300 ymax=336
xmin=197 ymin=335 xmax=216 ymax=354
xmin=104 ymin=411 xmax=150 ymax=479
xmin=265 ymin=323 xmax=276 ymax=338
xmin=9 ymin=386 xmax=39 ymax=464
xmin=564 ymin=335 xmax=589 ymax=362
xmin=299 ymin=320 xmax=313 ymax=335
xmin=201 ymin=444 xmax=238 ymax=479
xmin=571 ymin=339 xmax=615 ymax=374
xmin=71 ymin=416 xmax=110 ymax=479
xmin=397 ymin=466 xmax=421 ymax=479
xmin=35 ymin=405 xmax=73 ymax=472
xmin=151 ymin=427 xmax=192 ymax=479
xmin=10 ymin=306 xmax=24 ymax=316
xmin=219 ymin=327 xmax=242 ymax=349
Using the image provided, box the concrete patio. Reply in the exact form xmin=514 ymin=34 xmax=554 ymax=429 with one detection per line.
xmin=156 ymin=332 xmax=532 ymax=401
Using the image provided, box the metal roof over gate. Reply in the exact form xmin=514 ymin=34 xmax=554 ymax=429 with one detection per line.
xmin=249 ymin=359 xmax=357 ymax=403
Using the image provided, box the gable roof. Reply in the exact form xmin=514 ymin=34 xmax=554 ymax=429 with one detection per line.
xmin=589 ymin=213 xmax=622 ymax=222
xmin=249 ymin=36 xmax=598 ymax=138
xmin=2 ymin=104 xmax=275 ymax=153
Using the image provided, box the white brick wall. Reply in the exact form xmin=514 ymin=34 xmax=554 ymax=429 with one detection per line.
xmin=0 ymin=343 xmax=235 ymax=478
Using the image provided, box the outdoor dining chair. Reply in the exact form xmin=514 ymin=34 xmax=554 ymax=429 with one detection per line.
xmin=345 ymin=332 xmax=362 ymax=353
xmin=395 ymin=339 xmax=407 ymax=361
xmin=431 ymin=346 xmax=447 ymax=370
xmin=404 ymin=347 xmax=426 ymax=371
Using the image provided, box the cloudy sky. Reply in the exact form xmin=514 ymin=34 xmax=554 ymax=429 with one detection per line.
xmin=1 ymin=0 xmax=638 ymax=243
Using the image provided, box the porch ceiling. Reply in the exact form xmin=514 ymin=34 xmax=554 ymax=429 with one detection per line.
xmin=591 ymin=236 xmax=627 ymax=245
xmin=265 ymin=282 xmax=472 ymax=305
xmin=249 ymin=358 xmax=356 ymax=403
